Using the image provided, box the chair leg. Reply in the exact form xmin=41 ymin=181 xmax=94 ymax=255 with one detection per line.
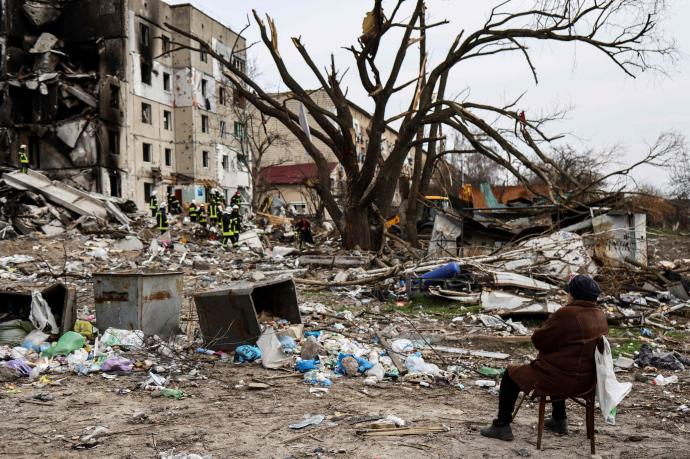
xmin=589 ymin=398 xmax=596 ymax=454
xmin=537 ymin=396 xmax=546 ymax=450
xmin=585 ymin=400 xmax=592 ymax=440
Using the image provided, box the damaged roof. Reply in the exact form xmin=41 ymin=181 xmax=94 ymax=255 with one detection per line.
xmin=260 ymin=162 xmax=338 ymax=185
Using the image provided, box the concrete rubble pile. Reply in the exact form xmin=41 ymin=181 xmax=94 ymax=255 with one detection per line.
xmin=0 ymin=169 xmax=135 ymax=239
xmin=0 ymin=194 xmax=689 ymax=436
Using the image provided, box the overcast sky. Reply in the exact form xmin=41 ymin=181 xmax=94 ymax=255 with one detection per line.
xmin=169 ymin=0 xmax=690 ymax=191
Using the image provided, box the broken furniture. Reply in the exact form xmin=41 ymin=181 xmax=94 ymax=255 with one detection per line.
xmin=0 ymin=283 xmax=76 ymax=334
xmin=194 ymin=276 xmax=302 ymax=351
xmin=93 ymin=272 xmax=183 ymax=338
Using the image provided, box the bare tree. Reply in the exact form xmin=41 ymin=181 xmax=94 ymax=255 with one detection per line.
xmin=232 ymin=105 xmax=290 ymax=209
xmin=670 ymin=143 xmax=690 ymax=199
xmin=164 ymin=0 xmax=673 ymax=250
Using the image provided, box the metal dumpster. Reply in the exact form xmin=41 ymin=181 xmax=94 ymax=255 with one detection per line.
xmin=194 ymin=275 xmax=301 ymax=351
xmin=93 ymin=272 xmax=183 ymax=338
xmin=0 ymin=283 xmax=76 ymax=334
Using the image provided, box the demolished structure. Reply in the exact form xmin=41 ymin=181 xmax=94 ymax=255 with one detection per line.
xmin=0 ymin=0 xmax=251 ymax=211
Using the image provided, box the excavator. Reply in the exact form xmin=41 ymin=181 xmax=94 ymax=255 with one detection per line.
xmin=385 ymin=196 xmax=450 ymax=237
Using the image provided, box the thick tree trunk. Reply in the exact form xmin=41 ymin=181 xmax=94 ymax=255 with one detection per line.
xmin=343 ymin=205 xmax=373 ymax=250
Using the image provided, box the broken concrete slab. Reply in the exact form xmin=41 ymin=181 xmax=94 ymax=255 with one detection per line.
xmin=238 ymin=230 xmax=263 ymax=252
xmin=60 ymin=82 xmax=98 ymax=107
xmin=56 ymin=119 xmax=87 ymax=149
xmin=3 ymin=169 xmax=108 ymax=220
xmin=113 ymin=237 xmax=144 ymax=251
xmin=41 ymin=220 xmax=65 ymax=236
xmin=491 ymin=271 xmax=558 ymax=291
xmin=481 ymin=290 xmax=562 ymax=315
xmin=22 ymin=1 xmax=63 ymax=27
xmin=29 ymin=33 xmax=59 ymax=54
xmin=104 ymin=200 xmax=131 ymax=226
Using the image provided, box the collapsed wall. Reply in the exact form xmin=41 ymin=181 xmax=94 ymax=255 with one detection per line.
xmin=0 ymin=0 xmax=125 ymax=194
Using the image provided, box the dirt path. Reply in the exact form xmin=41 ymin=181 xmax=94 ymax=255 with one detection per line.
xmin=2 ymin=359 xmax=688 ymax=458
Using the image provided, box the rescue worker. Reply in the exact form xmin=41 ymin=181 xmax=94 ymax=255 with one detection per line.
xmin=198 ymin=204 xmax=208 ymax=227
xmin=295 ymin=216 xmax=314 ymax=249
xmin=220 ymin=207 xmax=233 ymax=250
xmin=18 ymin=144 xmax=29 ymax=174
xmin=188 ymin=200 xmax=199 ymax=223
xmin=208 ymin=198 xmax=219 ymax=227
xmin=230 ymin=190 xmax=242 ymax=207
xmin=156 ymin=202 xmax=169 ymax=235
xmin=229 ymin=205 xmax=241 ymax=248
xmin=149 ymin=191 xmax=158 ymax=217
xmin=172 ymin=195 xmax=183 ymax=215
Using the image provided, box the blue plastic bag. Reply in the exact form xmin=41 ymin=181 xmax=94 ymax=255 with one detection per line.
xmin=296 ymin=359 xmax=318 ymax=373
xmin=304 ymin=331 xmax=321 ymax=338
xmin=335 ymin=353 xmax=373 ymax=375
xmin=234 ymin=345 xmax=262 ymax=363
xmin=278 ymin=335 xmax=297 ymax=352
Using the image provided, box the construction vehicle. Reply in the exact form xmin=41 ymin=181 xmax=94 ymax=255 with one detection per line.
xmin=386 ymin=196 xmax=450 ymax=236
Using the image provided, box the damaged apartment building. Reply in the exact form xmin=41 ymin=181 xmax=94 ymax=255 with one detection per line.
xmin=0 ymin=0 xmax=251 ymax=210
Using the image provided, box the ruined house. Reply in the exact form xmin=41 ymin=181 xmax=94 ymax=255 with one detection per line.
xmin=259 ymin=89 xmax=407 ymax=216
xmin=0 ymin=0 xmax=250 ymax=211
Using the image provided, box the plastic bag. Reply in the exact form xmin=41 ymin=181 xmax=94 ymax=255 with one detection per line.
xmin=101 ymin=328 xmax=144 ymax=348
xmin=295 ymin=359 xmax=318 ymax=373
xmin=74 ymin=320 xmax=97 ymax=340
xmin=391 ymin=339 xmax=414 ymax=354
xmin=0 ymin=320 xmax=34 ymax=345
xmin=595 ymin=336 xmax=632 ymax=425
xmin=21 ymin=329 xmax=49 ymax=352
xmin=234 ymin=345 xmax=262 ymax=363
xmin=404 ymin=353 xmax=442 ymax=377
xmin=256 ymin=327 xmax=291 ymax=369
xmin=29 ymin=291 xmax=59 ymax=334
xmin=42 ymin=331 xmax=86 ymax=358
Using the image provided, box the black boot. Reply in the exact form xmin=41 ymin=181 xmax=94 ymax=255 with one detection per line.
xmin=544 ymin=417 xmax=568 ymax=435
xmin=480 ymin=422 xmax=514 ymax=441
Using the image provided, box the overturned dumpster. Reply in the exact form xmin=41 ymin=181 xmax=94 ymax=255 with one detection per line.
xmin=194 ymin=276 xmax=301 ymax=351
xmin=93 ymin=272 xmax=183 ymax=338
xmin=0 ymin=283 xmax=76 ymax=337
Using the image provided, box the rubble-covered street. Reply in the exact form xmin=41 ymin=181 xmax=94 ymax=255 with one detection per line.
xmin=0 ymin=181 xmax=689 ymax=458
xmin=2 ymin=0 xmax=690 ymax=457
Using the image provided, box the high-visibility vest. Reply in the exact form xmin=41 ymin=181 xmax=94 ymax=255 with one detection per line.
xmin=19 ymin=151 xmax=29 ymax=165
xmin=149 ymin=196 xmax=158 ymax=210
xmin=157 ymin=209 xmax=168 ymax=231
xmin=209 ymin=203 xmax=218 ymax=219
xmin=230 ymin=213 xmax=241 ymax=235
xmin=189 ymin=204 xmax=198 ymax=217
xmin=199 ymin=208 xmax=207 ymax=223
xmin=231 ymin=194 xmax=242 ymax=206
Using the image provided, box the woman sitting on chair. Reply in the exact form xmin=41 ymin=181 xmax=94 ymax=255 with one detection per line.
xmin=481 ymin=274 xmax=608 ymax=441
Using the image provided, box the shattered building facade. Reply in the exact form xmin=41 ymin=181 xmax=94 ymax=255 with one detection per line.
xmin=0 ymin=0 xmax=250 ymax=210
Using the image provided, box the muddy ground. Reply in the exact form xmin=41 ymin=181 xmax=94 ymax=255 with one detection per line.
xmin=1 ymin=315 xmax=688 ymax=459
xmin=1 ymin=232 xmax=689 ymax=458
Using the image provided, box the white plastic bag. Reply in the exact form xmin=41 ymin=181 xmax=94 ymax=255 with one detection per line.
xmin=257 ymin=327 xmax=292 ymax=369
xmin=595 ymin=336 xmax=632 ymax=425
xmin=29 ymin=291 xmax=59 ymax=334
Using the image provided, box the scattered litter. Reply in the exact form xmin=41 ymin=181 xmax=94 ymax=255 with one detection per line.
xmin=289 ymin=414 xmax=325 ymax=430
